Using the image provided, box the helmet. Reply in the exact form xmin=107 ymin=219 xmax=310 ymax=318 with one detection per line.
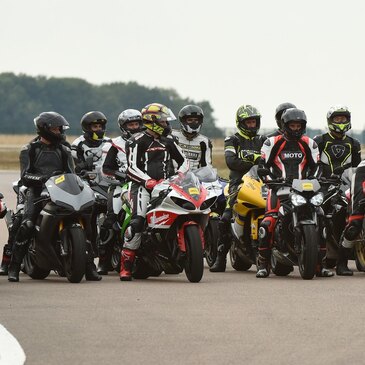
xmin=80 ymin=111 xmax=107 ymax=142
xmin=141 ymin=103 xmax=175 ymax=137
xmin=236 ymin=105 xmax=261 ymax=137
xmin=326 ymin=105 xmax=351 ymax=135
xmin=281 ymin=108 xmax=307 ymax=140
xmin=178 ymin=105 xmax=204 ymax=138
xmin=34 ymin=111 xmax=69 ymax=144
xmin=117 ymin=109 xmax=143 ymax=139
xmin=275 ymin=102 xmax=296 ymax=129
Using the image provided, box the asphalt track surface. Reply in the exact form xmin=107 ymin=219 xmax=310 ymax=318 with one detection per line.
xmin=0 ymin=171 xmax=364 ymax=365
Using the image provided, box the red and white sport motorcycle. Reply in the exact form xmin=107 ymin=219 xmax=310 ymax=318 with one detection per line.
xmin=133 ymin=171 xmax=218 ymax=282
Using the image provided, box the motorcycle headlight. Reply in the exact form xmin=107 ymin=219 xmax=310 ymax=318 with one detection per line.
xmin=310 ymin=192 xmax=324 ymax=206
xmin=291 ymin=193 xmax=307 ymax=207
xmin=201 ymin=197 xmax=217 ymax=210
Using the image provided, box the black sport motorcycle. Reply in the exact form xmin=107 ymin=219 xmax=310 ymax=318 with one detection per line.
xmin=23 ymin=173 xmax=95 ymax=283
xmin=260 ymin=171 xmax=326 ymax=280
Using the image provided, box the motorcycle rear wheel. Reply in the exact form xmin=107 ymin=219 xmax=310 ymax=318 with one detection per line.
xmin=23 ymin=245 xmax=50 ymax=280
xmin=229 ymin=241 xmax=252 ymax=271
xmin=64 ymin=227 xmax=86 ymax=283
xmin=354 ymin=242 xmax=365 ymax=272
xmin=204 ymin=218 xmax=219 ymax=267
xmin=271 ymin=254 xmax=293 ymax=276
xmin=184 ymin=225 xmax=204 ymax=283
xmin=298 ymin=225 xmax=318 ymax=280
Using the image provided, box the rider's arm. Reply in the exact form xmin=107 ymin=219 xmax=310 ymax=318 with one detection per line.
xmin=19 ymin=144 xmax=47 ymax=187
xmin=352 ymin=138 xmax=362 ymax=168
xmin=199 ymin=138 xmax=213 ymax=168
xmin=102 ymin=145 xmax=120 ymax=178
xmin=126 ymin=137 xmax=153 ymax=186
xmin=225 ymin=136 xmax=255 ymax=172
xmin=169 ymin=139 xmax=189 ymax=175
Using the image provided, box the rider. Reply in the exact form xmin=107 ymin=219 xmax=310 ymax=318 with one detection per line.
xmin=267 ymin=102 xmax=297 ymax=138
xmin=336 ymin=160 xmax=365 ymax=276
xmin=71 ymin=111 xmax=112 ymax=281
xmin=210 ymin=105 xmax=266 ymax=272
xmin=256 ymin=108 xmax=334 ymax=278
xmin=0 ymin=193 xmax=9 ymax=274
xmin=7 ymin=112 xmax=75 ymax=282
xmin=71 ymin=111 xmax=111 ymax=182
xmin=97 ymin=109 xmax=143 ymax=274
xmin=120 ymin=103 xmax=189 ymax=281
xmin=314 ymin=105 xmax=361 ymax=178
xmin=313 ymin=105 xmax=361 ymax=275
xmin=172 ymin=105 xmax=212 ymax=170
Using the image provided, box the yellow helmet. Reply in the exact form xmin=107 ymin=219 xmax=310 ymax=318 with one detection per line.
xmin=141 ymin=103 xmax=175 ymax=136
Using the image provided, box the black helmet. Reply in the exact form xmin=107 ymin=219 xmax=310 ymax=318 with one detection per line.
xmin=275 ymin=102 xmax=296 ymax=129
xmin=281 ymin=108 xmax=307 ymax=140
xmin=34 ymin=111 xmax=69 ymax=144
xmin=117 ymin=109 xmax=143 ymax=139
xmin=80 ymin=111 xmax=107 ymax=142
xmin=235 ymin=105 xmax=261 ymax=137
xmin=178 ymin=105 xmax=204 ymax=138
xmin=141 ymin=103 xmax=175 ymax=137
xmin=326 ymin=105 xmax=351 ymax=135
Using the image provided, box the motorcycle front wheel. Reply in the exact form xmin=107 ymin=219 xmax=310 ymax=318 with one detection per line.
xmin=63 ymin=227 xmax=86 ymax=283
xmin=184 ymin=225 xmax=204 ymax=283
xmin=298 ymin=225 xmax=318 ymax=280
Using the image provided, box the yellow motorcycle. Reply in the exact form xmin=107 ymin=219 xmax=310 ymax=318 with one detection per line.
xmin=229 ymin=166 xmax=266 ymax=271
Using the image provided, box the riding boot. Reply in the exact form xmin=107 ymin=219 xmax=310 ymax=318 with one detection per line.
xmin=256 ymin=253 xmax=270 ymax=278
xmin=85 ymin=241 xmax=102 ymax=281
xmin=209 ymin=243 xmax=227 ymax=272
xmin=8 ymin=242 xmax=27 ymax=282
xmin=336 ymin=245 xmax=353 ymax=276
xmin=120 ymin=249 xmax=136 ymax=281
xmin=0 ymin=244 xmax=12 ymax=275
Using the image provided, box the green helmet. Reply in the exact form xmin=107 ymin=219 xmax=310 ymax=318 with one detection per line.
xmin=236 ymin=105 xmax=261 ymax=137
xmin=326 ymin=105 xmax=351 ymax=135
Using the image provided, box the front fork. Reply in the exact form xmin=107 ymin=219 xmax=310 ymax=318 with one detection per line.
xmin=177 ymin=221 xmax=205 ymax=253
xmin=59 ymin=219 xmax=85 ymax=257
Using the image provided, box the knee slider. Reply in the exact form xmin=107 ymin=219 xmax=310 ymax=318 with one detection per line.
xmin=344 ymin=223 xmax=362 ymax=241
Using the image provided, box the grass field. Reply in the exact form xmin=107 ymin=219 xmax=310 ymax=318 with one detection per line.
xmin=0 ymin=135 xmax=229 ymax=177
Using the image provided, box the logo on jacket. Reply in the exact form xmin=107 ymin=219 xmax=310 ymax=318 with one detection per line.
xmin=281 ymin=152 xmax=303 ymax=160
xmin=331 ymin=144 xmax=345 ymax=158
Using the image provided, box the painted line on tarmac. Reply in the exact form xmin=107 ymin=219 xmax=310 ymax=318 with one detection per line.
xmin=0 ymin=324 xmax=26 ymax=365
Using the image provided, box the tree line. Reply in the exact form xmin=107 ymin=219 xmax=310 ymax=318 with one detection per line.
xmin=0 ymin=72 xmax=222 ymax=137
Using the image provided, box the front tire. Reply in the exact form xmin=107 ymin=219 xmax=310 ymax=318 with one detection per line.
xmin=184 ymin=225 xmax=204 ymax=283
xmin=63 ymin=227 xmax=87 ymax=283
xmin=298 ymin=225 xmax=318 ymax=280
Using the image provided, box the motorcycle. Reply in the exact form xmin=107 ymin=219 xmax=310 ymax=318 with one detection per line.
xmin=132 ymin=171 xmax=216 ymax=282
xmin=229 ymin=165 xmax=266 ymax=271
xmin=193 ymin=166 xmax=226 ymax=268
xmin=23 ymin=173 xmax=95 ymax=283
xmin=260 ymin=171 xmax=326 ymax=280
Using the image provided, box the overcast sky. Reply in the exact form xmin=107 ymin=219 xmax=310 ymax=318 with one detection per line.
xmin=1 ymin=0 xmax=365 ymax=131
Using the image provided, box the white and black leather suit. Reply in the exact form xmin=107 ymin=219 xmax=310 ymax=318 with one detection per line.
xmin=172 ymin=129 xmax=212 ymax=170
xmin=124 ymin=131 xmax=189 ymax=250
